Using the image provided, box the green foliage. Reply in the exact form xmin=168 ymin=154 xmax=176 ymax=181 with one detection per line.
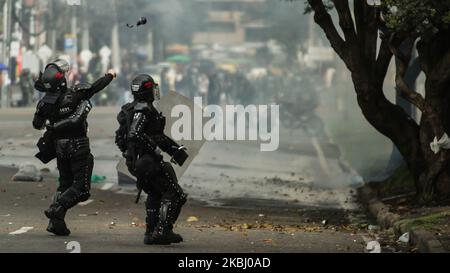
xmin=381 ymin=0 xmax=450 ymax=35
xmin=394 ymin=211 xmax=450 ymax=232
xmin=301 ymin=0 xmax=450 ymax=35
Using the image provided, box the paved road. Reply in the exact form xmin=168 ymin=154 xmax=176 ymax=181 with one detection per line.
xmin=0 ymin=107 xmax=369 ymax=253
xmin=0 ymin=166 xmax=367 ymax=253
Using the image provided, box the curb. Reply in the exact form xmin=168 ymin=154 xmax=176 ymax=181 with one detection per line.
xmin=409 ymin=229 xmax=446 ymax=253
xmin=358 ymin=184 xmax=446 ymax=253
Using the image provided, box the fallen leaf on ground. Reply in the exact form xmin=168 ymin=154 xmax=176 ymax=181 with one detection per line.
xmin=187 ymin=216 xmax=199 ymax=223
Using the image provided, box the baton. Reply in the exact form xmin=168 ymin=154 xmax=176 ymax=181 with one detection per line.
xmin=135 ymin=188 xmax=143 ymax=204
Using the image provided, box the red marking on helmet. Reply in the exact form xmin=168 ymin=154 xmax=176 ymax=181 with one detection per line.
xmin=55 ymin=72 xmax=64 ymax=79
xmin=144 ymin=81 xmax=153 ymax=89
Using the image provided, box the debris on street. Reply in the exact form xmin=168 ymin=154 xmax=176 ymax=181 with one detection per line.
xmin=12 ymin=164 xmax=43 ymax=182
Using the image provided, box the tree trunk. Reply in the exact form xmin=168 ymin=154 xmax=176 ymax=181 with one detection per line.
xmin=352 ymin=69 xmax=450 ymax=202
xmin=413 ymin=30 xmax=450 ymax=202
xmin=350 ymin=70 xmax=429 ymax=200
xmin=417 ymin=78 xmax=450 ymax=201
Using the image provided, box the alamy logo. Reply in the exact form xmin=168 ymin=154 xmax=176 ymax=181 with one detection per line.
xmin=171 ymin=97 xmax=280 ymax=152
xmin=66 ymin=241 xmax=81 ymax=253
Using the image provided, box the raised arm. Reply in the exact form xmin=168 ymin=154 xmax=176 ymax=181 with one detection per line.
xmin=83 ymin=70 xmax=116 ymax=99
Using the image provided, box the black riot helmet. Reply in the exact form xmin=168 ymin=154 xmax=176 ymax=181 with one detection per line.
xmin=131 ymin=74 xmax=160 ymax=102
xmin=41 ymin=59 xmax=70 ymax=92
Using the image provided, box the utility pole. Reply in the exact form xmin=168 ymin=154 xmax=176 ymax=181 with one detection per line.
xmin=48 ymin=0 xmax=56 ymax=52
xmin=111 ymin=0 xmax=121 ymax=73
xmin=81 ymin=1 xmax=89 ymax=51
xmin=30 ymin=1 xmax=36 ymax=52
xmin=21 ymin=0 xmax=31 ymax=49
xmin=70 ymin=5 xmax=78 ymax=70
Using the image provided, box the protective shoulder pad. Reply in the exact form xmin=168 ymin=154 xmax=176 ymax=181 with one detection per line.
xmin=74 ymin=83 xmax=92 ymax=92
xmin=121 ymin=102 xmax=135 ymax=112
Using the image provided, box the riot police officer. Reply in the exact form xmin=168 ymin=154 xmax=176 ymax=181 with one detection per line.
xmin=115 ymin=74 xmax=188 ymax=245
xmin=33 ymin=59 xmax=116 ymax=236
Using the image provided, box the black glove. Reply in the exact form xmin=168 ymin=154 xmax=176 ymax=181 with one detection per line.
xmin=171 ymin=146 xmax=188 ymax=166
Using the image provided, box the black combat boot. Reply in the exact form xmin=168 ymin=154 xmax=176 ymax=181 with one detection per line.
xmin=45 ymin=192 xmax=71 ymax=236
xmin=145 ymin=199 xmax=184 ymax=245
xmin=144 ymin=208 xmax=159 ymax=245
xmin=46 ymin=218 xmax=71 ymax=236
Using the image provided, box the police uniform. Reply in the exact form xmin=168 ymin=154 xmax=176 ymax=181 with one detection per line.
xmin=115 ymin=74 xmax=188 ymax=245
xmin=33 ymin=60 xmax=114 ymax=236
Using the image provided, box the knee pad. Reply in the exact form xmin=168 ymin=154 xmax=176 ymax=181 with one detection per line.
xmin=161 ymin=188 xmax=187 ymax=206
xmin=58 ymin=188 xmax=90 ymax=209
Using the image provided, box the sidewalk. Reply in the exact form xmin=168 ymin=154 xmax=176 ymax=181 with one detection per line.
xmin=358 ymin=181 xmax=450 ymax=253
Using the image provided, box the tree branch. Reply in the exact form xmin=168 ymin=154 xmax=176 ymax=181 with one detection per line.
xmin=307 ymin=0 xmax=349 ymax=65
xmin=332 ymin=0 xmax=357 ymax=44
xmin=376 ymin=34 xmax=393 ymax=81
xmin=306 ymin=2 xmax=424 ymax=170
xmin=365 ymin=8 xmax=380 ymax=65
xmin=389 ymin=35 xmax=426 ymax=110
xmin=353 ymin=0 xmax=364 ymax=39
xmin=389 ymin=34 xmax=445 ymax=138
xmin=354 ymin=0 xmax=379 ymax=64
